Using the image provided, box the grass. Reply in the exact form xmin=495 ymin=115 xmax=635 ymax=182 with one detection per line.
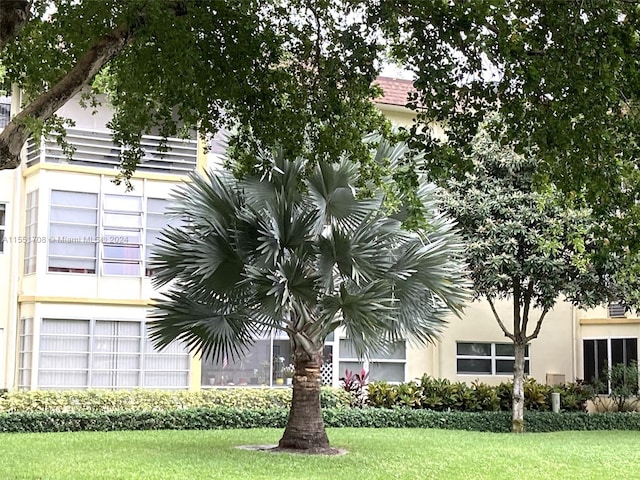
xmin=0 ymin=428 xmax=638 ymax=480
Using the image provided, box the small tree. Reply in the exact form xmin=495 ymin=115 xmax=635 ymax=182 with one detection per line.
xmin=443 ymin=127 xmax=615 ymax=433
xmin=149 ymin=141 xmax=468 ymax=453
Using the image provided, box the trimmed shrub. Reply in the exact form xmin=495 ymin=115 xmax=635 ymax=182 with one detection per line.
xmin=367 ymin=376 xmax=593 ymax=413
xmin=0 ymin=387 xmax=351 ymax=413
xmin=0 ymin=407 xmax=638 ymax=434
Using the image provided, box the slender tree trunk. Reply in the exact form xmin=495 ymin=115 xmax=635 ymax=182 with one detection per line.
xmin=278 ymin=347 xmax=333 ymax=453
xmin=512 ymin=340 xmax=526 ymax=433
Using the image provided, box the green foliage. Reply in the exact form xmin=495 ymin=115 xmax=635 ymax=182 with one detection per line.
xmin=0 ymin=387 xmax=351 ymax=413
xmin=592 ymin=362 xmax=640 ymax=412
xmin=149 ymin=144 xmax=468 ymax=363
xmin=1 ymin=1 xmax=390 ymax=181
xmin=383 ymin=2 xmax=640 ymax=239
xmin=442 ymin=126 xmax=614 ymax=313
xmin=1 ymin=408 xmax=639 ymax=434
xmin=366 ymin=376 xmax=593 ymax=413
xmin=610 ymin=361 xmax=640 ymax=412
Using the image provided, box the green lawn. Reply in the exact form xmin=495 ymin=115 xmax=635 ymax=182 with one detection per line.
xmin=0 ymin=428 xmax=638 ymax=480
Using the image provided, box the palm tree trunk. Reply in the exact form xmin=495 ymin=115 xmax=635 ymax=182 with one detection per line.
xmin=512 ymin=341 xmax=526 ymax=433
xmin=278 ymin=348 xmax=331 ymax=452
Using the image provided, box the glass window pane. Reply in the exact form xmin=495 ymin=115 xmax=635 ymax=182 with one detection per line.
xmin=0 ymin=203 xmax=6 ymax=225
xmin=48 ymin=256 xmax=96 ymax=272
xmin=625 ymin=338 xmax=638 ymax=364
xmin=612 ymin=338 xmax=624 ymax=366
xmin=41 ymin=319 xmax=90 ymax=335
xmin=40 ymin=353 xmax=89 ymax=369
xmin=95 ymin=321 xmax=140 ymax=336
xmin=147 ymin=213 xmax=168 ymax=230
xmin=38 ymin=370 xmax=88 ymax=388
xmin=144 ymin=371 xmax=188 ymax=387
xmin=51 ymin=191 xmax=98 ymax=208
xmin=103 ymin=261 xmax=141 ymax=276
xmin=457 ymin=358 xmax=491 ymax=374
xmin=369 ymin=362 xmax=404 ymax=382
xmin=40 ymin=336 xmax=89 ymax=352
xmin=104 ymin=229 xmax=141 ymax=243
xmin=49 ymin=242 xmax=96 ymax=257
xmin=457 ymin=343 xmax=491 ymax=356
xmin=338 ymin=361 xmax=363 ymax=378
xmin=201 ymin=338 xmax=271 ymax=386
xmin=370 ymin=342 xmax=406 ymax=360
xmin=339 ymin=339 xmax=358 ymax=359
xmin=104 ymin=195 xmax=142 ymax=211
xmin=50 ymin=223 xmax=97 ymax=239
xmin=145 ymin=355 xmax=190 ymax=370
xmin=147 ymin=198 xmax=169 ymax=214
xmin=103 ymin=245 xmax=141 ymax=260
xmin=104 ymin=212 xmax=142 ymax=228
xmin=50 ymin=207 xmax=97 ymax=224
xmin=583 ymin=339 xmax=596 ymax=383
xmin=92 ymin=371 xmax=139 ymax=388
xmin=495 ymin=343 xmax=514 ymax=356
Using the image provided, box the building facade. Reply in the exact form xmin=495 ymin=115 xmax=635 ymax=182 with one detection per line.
xmin=0 ymin=79 xmax=638 ymax=392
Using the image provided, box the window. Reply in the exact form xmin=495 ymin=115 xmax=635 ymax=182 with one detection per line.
xmin=48 ymin=191 xmax=98 ymax=273
xmin=102 ymin=195 xmax=142 ymax=276
xmin=200 ymin=333 xmax=334 ymax=387
xmin=583 ymin=337 xmax=638 ymax=393
xmin=0 ymin=203 xmax=5 ymax=253
xmin=34 ymin=318 xmax=189 ymax=389
xmin=338 ymin=340 xmax=406 ymax=383
xmin=456 ymin=342 xmax=530 ymax=375
xmin=145 ymin=198 xmax=177 ymax=276
xmin=23 ymin=191 xmax=38 ymax=274
xmin=18 ymin=319 xmax=33 ymax=389
xmin=47 ymin=192 xmax=173 ymax=276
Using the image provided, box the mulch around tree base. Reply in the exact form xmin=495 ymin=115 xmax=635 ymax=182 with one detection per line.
xmin=236 ymin=445 xmax=348 ymax=456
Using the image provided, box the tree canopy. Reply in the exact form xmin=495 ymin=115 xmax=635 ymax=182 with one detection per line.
xmin=443 ymin=125 xmax=630 ymax=432
xmin=0 ymin=0 xmax=388 ymax=184
xmin=381 ymin=0 xmax=640 ymax=244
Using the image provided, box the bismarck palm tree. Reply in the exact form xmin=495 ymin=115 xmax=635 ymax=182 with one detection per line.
xmin=148 ymin=141 xmax=469 ymax=453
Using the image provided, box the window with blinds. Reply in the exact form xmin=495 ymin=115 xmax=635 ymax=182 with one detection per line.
xmin=35 ymin=318 xmax=189 ymax=389
xmin=48 ymin=191 xmax=98 ymax=273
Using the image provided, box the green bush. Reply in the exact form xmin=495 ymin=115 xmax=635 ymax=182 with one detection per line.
xmin=0 ymin=407 xmax=638 ymax=434
xmin=0 ymin=387 xmax=351 ymax=413
xmin=366 ymin=376 xmax=592 ymax=413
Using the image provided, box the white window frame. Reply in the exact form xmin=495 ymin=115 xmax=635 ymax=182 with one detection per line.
xmin=338 ymin=338 xmax=407 ymax=383
xmin=33 ymin=317 xmax=190 ymax=390
xmin=47 ymin=190 xmax=98 ymax=274
xmin=0 ymin=202 xmax=6 ymax=254
xmin=101 ymin=194 xmax=143 ymax=276
xmin=18 ymin=318 xmax=33 ymax=390
xmin=145 ymin=198 xmax=175 ymax=276
xmin=46 ymin=191 xmax=174 ymax=277
xmin=23 ymin=191 xmax=38 ymax=274
xmin=456 ymin=342 xmax=530 ymax=376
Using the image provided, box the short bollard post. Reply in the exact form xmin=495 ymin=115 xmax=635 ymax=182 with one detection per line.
xmin=551 ymin=392 xmax=561 ymax=413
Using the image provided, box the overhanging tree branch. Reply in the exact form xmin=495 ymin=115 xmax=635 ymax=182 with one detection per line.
xmin=0 ymin=20 xmax=138 ymax=170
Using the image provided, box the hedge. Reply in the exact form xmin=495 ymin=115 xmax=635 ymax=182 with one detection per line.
xmin=0 ymin=387 xmax=351 ymax=413
xmin=366 ymin=376 xmax=594 ymax=413
xmin=0 ymin=407 xmax=638 ymax=434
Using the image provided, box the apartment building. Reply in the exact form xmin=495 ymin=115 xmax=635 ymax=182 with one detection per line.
xmin=0 ymin=79 xmax=637 ymax=392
